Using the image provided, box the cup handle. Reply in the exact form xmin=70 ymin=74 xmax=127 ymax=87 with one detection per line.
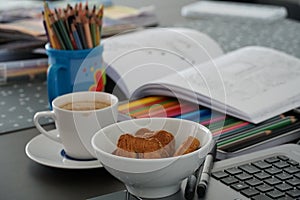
xmin=47 ymin=64 xmax=69 ymax=106
xmin=33 ymin=111 xmax=62 ymax=143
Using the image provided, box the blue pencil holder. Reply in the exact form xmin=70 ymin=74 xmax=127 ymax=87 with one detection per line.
xmin=46 ymin=43 xmax=106 ymax=108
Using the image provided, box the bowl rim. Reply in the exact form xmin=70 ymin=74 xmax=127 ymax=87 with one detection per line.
xmin=91 ymin=118 xmax=213 ymax=162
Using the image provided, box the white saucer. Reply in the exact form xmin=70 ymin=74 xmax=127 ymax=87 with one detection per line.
xmin=25 ymin=130 xmax=102 ymax=169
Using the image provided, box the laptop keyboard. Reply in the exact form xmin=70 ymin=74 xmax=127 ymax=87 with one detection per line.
xmin=212 ymin=155 xmax=300 ymax=200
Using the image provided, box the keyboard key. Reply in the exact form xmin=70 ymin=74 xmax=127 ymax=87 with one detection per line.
xmin=286 ymin=177 xmax=300 ymax=186
xmin=265 ymin=156 xmax=280 ymax=164
xmin=277 ymin=196 xmax=295 ymax=200
xmin=286 ymin=189 xmax=300 ymax=198
xmin=241 ymin=188 xmax=259 ymax=198
xmin=265 ymin=166 xmax=281 ymax=175
xmin=264 ymin=177 xmax=281 ymax=186
xmin=256 ymin=183 xmax=273 ymax=193
xmin=288 ymin=159 xmax=299 ymax=166
xmin=212 ymin=154 xmax=300 ymax=200
xmin=284 ymin=166 xmax=300 ymax=174
xmin=225 ymin=167 xmax=242 ymax=175
xmin=230 ymin=182 xmax=249 ymax=191
xmin=246 ymin=178 xmax=263 ymax=187
xmin=295 ymin=172 xmax=300 ymax=179
xmin=277 ymin=155 xmax=289 ymax=161
xmin=254 ymin=172 xmax=271 ymax=180
xmin=236 ymin=172 xmax=252 ymax=181
xmin=239 ymin=164 xmax=260 ymax=174
xmin=266 ymin=189 xmax=285 ymax=199
xmin=274 ymin=161 xmax=290 ymax=169
xmin=212 ymin=171 xmax=228 ymax=179
xmin=221 ymin=176 xmax=239 ymax=185
xmin=252 ymin=160 xmax=272 ymax=169
xmin=251 ymin=194 xmax=273 ymax=200
xmin=275 ymin=183 xmax=293 ymax=192
xmin=275 ymin=172 xmax=293 ymax=181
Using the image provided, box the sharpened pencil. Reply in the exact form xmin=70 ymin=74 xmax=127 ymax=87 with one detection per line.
xmin=54 ymin=9 xmax=73 ymax=50
xmin=43 ymin=2 xmax=60 ymax=49
xmin=82 ymin=15 xmax=93 ymax=49
xmin=42 ymin=2 xmax=104 ymax=50
xmin=217 ymin=116 xmax=297 ymax=147
xmin=213 ymin=121 xmax=252 ymax=137
xmin=75 ymin=16 xmax=88 ymax=49
xmin=49 ymin=14 xmax=66 ymax=50
xmin=218 ymin=130 xmax=272 ymax=150
xmin=90 ymin=17 xmax=97 ymax=47
xmin=71 ymin=23 xmax=83 ymax=50
xmin=97 ymin=5 xmax=104 ymax=44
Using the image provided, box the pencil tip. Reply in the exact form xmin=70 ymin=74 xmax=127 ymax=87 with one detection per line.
xmin=265 ymin=130 xmax=272 ymax=135
xmin=291 ymin=117 xmax=297 ymax=123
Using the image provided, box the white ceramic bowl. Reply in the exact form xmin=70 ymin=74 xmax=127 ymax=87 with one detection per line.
xmin=91 ymin=118 xmax=213 ymax=198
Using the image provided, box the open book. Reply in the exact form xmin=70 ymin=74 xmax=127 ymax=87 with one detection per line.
xmin=103 ymin=27 xmax=300 ymax=124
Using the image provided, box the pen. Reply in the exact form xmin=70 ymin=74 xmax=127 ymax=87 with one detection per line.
xmin=197 ymin=141 xmax=217 ymax=198
xmin=184 ymin=141 xmax=216 ymax=200
xmin=184 ymin=166 xmax=202 ymax=200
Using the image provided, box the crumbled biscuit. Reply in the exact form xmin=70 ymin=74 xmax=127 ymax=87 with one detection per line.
xmin=173 ymin=136 xmax=200 ymax=156
xmin=113 ymin=129 xmax=200 ymax=159
xmin=135 ymin=128 xmax=153 ymax=137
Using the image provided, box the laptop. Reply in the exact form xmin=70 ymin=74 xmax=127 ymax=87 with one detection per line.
xmin=90 ymin=144 xmax=300 ymax=200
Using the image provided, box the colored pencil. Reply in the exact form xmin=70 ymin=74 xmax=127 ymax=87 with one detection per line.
xmin=217 ymin=116 xmax=294 ymax=144
xmin=95 ymin=18 xmax=101 ymax=46
xmin=118 ymin=96 xmax=166 ymax=111
xmin=217 ymin=123 xmax=256 ymax=141
xmin=42 ymin=11 xmax=50 ymax=44
xmin=49 ymin=14 xmax=66 ymax=50
xmin=217 ymin=117 xmax=297 ymax=146
xmin=137 ymin=103 xmax=197 ymax=118
xmin=90 ymin=17 xmax=97 ymax=47
xmin=75 ymin=16 xmax=88 ymax=49
xmin=54 ymin=9 xmax=73 ymax=50
xmin=97 ymin=5 xmax=104 ymax=44
xmin=43 ymin=2 xmax=60 ymax=49
xmin=82 ymin=16 xmax=93 ymax=49
xmin=230 ymin=118 xmax=300 ymax=152
xmin=71 ymin=23 xmax=83 ymax=50
xmin=42 ymin=2 xmax=104 ymax=50
xmin=175 ymin=109 xmax=211 ymax=121
xmin=119 ymin=97 xmax=172 ymax=114
xmin=212 ymin=121 xmax=251 ymax=137
xmin=208 ymin=118 xmax=238 ymax=130
xmin=130 ymin=100 xmax=179 ymax=117
xmin=200 ymin=115 xmax=226 ymax=126
xmin=218 ymin=130 xmax=272 ymax=150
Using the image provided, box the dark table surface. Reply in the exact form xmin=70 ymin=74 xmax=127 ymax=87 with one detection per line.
xmin=1 ymin=0 xmax=300 ymax=199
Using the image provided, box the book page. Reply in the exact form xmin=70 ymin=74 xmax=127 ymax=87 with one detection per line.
xmin=138 ymin=46 xmax=300 ymax=123
xmin=102 ymin=27 xmax=223 ymax=98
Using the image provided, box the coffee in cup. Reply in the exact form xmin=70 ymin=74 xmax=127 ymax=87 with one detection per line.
xmin=59 ymin=101 xmax=110 ymax=111
xmin=33 ymin=91 xmax=118 ymax=160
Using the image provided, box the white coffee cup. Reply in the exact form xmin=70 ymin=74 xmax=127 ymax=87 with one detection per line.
xmin=33 ymin=91 xmax=119 ymax=160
